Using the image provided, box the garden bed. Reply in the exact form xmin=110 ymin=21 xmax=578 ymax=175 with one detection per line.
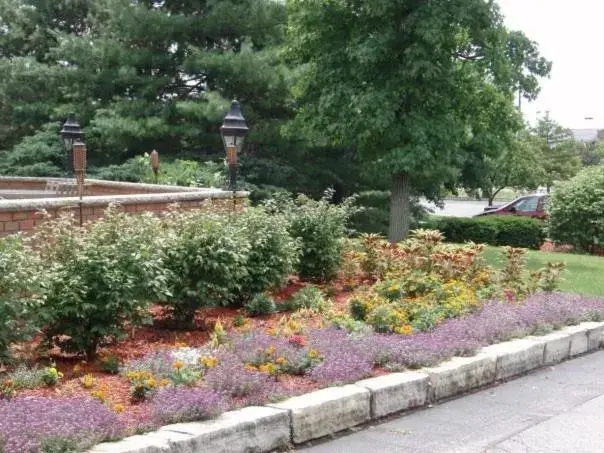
xmin=3 ymin=290 xmax=604 ymax=453
xmin=0 ymin=199 xmax=599 ymax=452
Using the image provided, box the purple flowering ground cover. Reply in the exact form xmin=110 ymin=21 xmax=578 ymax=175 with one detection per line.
xmin=0 ymin=397 xmax=123 ymax=453
xmin=2 ymin=293 xmax=604 ymax=453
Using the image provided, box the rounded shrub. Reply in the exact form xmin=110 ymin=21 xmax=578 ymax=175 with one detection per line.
xmin=285 ymin=285 xmax=331 ymax=314
xmin=234 ymin=207 xmax=299 ymax=305
xmin=160 ymin=210 xmax=251 ymax=323
xmin=244 ymin=294 xmax=277 ymax=317
xmin=548 ymin=166 xmax=604 ymax=253
xmin=35 ymin=208 xmax=168 ymax=358
xmin=265 ymin=190 xmax=357 ymax=282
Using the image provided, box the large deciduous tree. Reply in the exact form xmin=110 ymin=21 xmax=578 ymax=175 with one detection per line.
xmin=286 ymin=0 xmax=551 ymax=242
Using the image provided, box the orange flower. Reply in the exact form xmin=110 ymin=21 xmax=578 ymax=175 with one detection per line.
xmin=172 ymin=360 xmax=184 ymax=370
xmin=275 ymin=356 xmax=286 ymax=365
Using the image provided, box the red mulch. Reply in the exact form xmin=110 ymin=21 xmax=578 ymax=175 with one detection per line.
xmin=9 ymin=277 xmax=359 ymax=430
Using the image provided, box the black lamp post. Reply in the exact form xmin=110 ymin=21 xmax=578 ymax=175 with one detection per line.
xmin=60 ymin=113 xmax=84 ymax=152
xmin=220 ymin=101 xmax=249 ymax=198
xmin=60 ymin=113 xmax=86 ymax=226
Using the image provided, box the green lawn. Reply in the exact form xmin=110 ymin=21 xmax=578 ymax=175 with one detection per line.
xmin=481 ymin=247 xmax=604 ymax=297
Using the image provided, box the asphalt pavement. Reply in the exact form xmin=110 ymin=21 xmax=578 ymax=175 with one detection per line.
xmin=297 ymin=350 xmax=604 ymax=453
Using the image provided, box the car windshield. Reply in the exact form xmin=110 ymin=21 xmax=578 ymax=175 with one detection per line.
xmin=514 ymin=196 xmax=539 ymax=212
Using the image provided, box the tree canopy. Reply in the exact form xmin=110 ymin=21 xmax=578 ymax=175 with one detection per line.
xmin=286 ymin=0 xmax=551 ymax=241
xmin=0 ymin=0 xmax=560 ymax=239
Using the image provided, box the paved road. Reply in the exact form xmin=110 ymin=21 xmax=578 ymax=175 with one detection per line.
xmin=298 ymin=351 xmax=604 ymax=453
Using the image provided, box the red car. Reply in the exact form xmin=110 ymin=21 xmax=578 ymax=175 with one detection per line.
xmin=475 ymin=194 xmax=548 ymax=219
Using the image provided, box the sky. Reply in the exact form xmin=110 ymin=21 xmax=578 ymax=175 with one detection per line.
xmin=497 ymin=0 xmax=604 ymax=129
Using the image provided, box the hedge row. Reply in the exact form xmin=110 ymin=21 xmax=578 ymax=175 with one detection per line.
xmin=424 ymin=215 xmax=546 ymax=249
xmin=0 ymin=192 xmax=355 ymax=361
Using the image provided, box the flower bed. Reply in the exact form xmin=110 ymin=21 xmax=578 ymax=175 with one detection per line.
xmin=2 ymin=293 xmax=604 ymax=453
xmin=0 ymin=200 xmax=598 ymax=452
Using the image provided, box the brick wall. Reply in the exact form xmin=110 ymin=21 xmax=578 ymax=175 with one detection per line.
xmin=0 ymin=177 xmax=247 ymax=236
xmin=0 ymin=197 xmax=245 ymax=236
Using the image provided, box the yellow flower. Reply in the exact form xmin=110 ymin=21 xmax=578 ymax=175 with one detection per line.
xmin=145 ymin=378 xmax=157 ymax=389
xmin=264 ymin=345 xmax=277 ymax=356
xmin=199 ymin=356 xmax=219 ymax=369
xmin=90 ymin=389 xmax=107 ymax=403
xmin=275 ymin=356 xmax=286 ymax=365
xmin=80 ymin=374 xmax=96 ymax=389
xmin=112 ymin=403 xmax=126 ymax=413
xmin=172 ymin=360 xmax=184 ymax=370
xmin=399 ymin=325 xmax=414 ymax=336
xmin=244 ymin=364 xmax=258 ymax=372
xmin=159 ymin=378 xmax=170 ymax=387
xmin=308 ymin=349 xmax=320 ymax=359
xmin=258 ymin=363 xmax=277 ymax=375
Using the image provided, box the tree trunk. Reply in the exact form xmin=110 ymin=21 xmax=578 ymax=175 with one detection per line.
xmin=489 ymin=187 xmax=504 ymax=206
xmin=388 ymin=172 xmax=411 ymax=243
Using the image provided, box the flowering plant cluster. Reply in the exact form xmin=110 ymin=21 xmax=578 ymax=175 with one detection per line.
xmin=231 ymin=331 xmax=322 ymax=377
xmin=345 ymin=230 xmax=565 ymax=333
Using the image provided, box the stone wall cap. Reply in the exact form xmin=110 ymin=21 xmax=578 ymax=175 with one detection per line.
xmin=0 ymin=190 xmax=248 ymax=212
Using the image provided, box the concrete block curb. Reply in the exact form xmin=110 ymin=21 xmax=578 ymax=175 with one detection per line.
xmin=583 ymin=321 xmax=604 ymax=351
xmin=89 ymin=407 xmax=289 ymax=453
xmin=89 ymin=322 xmax=604 ymax=453
xmin=566 ymin=324 xmax=590 ymax=357
xmin=483 ymin=338 xmax=545 ymax=381
xmin=159 ymin=406 xmax=290 ymax=453
xmin=426 ymin=353 xmax=497 ymax=401
xmin=268 ymin=384 xmax=370 ymax=444
xmin=355 ymin=372 xmax=429 ymax=418
xmin=527 ymin=331 xmax=571 ymax=365
xmin=88 ymin=430 xmax=191 ymax=453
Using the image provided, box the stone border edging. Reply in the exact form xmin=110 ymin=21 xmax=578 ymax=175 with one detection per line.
xmin=88 ymin=321 xmax=604 ymax=453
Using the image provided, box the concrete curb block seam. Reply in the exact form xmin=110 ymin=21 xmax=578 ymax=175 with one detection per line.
xmin=89 ymin=321 xmax=604 ymax=452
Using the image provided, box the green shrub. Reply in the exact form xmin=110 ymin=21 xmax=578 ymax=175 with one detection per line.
xmin=426 ymin=216 xmax=545 ymax=249
xmin=548 ymin=167 xmax=604 ymax=253
xmin=366 ymin=305 xmax=400 ymax=333
xmin=0 ymin=236 xmax=43 ymax=364
xmin=244 ymin=294 xmax=277 ymax=317
xmin=35 ymin=208 xmax=168 ymax=358
xmin=160 ymin=210 xmax=251 ymax=323
xmin=285 ymin=285 xmax=331 ymax=314
xmin=232 ymin=314 xmax=246 ymax=327
xmin=233 ymin=207 xmax=299 ymax=305
xmin=266 ymin=190 xmax=356 ymax=282
xmin=349 ymin=297 xmax=369 ymax=321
